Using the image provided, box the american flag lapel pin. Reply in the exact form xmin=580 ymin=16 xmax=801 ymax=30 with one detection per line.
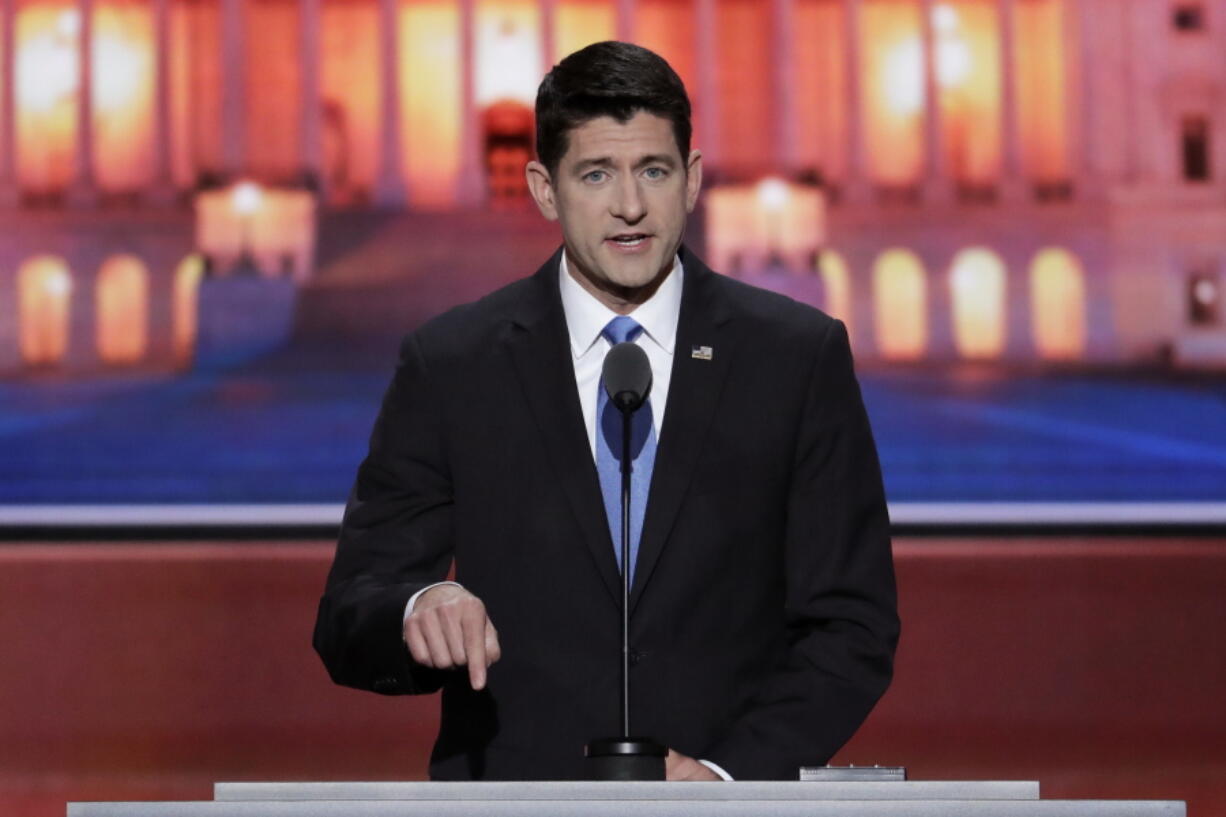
xmin=691 ymin=345 xmax=713 ymax=361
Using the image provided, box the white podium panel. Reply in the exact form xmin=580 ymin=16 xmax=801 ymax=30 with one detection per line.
xmin=68 ymin=798 xmax=1186 ymax=817
xmin=213 ymin=780 xmax=1042 ymax=801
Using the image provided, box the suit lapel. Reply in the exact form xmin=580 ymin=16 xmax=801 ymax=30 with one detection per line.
xmin=630 ymin=248 xmax=734 ymax=613
xmin=504 ymin=249 xmax=623 ymax=608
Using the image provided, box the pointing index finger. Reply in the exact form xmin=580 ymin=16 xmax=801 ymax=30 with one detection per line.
xmin=463 ymin=603 xmax=488 ymax=690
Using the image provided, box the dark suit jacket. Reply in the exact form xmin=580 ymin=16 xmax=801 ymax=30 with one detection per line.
xmin=313 ymin=245 xmax=899 ymax=780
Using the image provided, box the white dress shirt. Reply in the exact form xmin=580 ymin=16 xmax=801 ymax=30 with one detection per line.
xmin=558 ymin=248 xmax=681 ymax=454
xmin=402 ymin=249 xmax=730 ymax=780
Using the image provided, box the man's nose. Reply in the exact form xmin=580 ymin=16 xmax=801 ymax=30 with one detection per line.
xmin=611 ymin=174 xmax=646 ymax=222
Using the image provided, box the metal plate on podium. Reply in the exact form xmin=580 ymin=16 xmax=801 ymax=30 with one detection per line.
xmin=213 ymin=780 xmax=1041 ymax=801
xmin=69 ymin=797 xmax=1186 ymax=817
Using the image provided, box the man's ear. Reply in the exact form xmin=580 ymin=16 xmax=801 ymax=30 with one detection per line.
xmin=525 ymin=160 xmax=559 ymax=221
xmin=684 ymin=149 xmax=703 ymax=214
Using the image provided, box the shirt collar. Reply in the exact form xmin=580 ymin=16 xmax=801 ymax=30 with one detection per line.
xmin=558 ymin=248 xmax=683 ymax=359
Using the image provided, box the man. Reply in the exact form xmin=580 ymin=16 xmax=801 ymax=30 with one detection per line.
xmin=314 ymin=41 xmax=899 ymax=781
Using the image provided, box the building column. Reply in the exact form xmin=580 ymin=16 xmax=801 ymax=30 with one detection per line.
xmin=841 ymin=0 xmax=870 ymax=203
xmin=0 ymin=0 xmax=18 ymax=206
xmin=1004 ymin=252 xmax=1034 ymax=360
xmin=540 ymin=0 xmax=557 ymax=74
xmin=615 ymin=0 xmax=635 ymax=41
xmin=1119 ymin=0 xmax=1140 ymax=183
xmin=299 ymin=0 xmax=324 ymax=198
xmin=849 ymin=250 xmax=877 ymax=358
xmin=926 ymin=254 xmax=957 ymax=359
xmin=694 ymin=0 xmax=720 ymax=169
xmin=920 ymin=0 xmax=952 ymax=203
xmin=1069 ymin=0 xmax=1099 ymax=198
xmin=0 ymin=263 xmax=18 ymax=373
xmin=1080 ymin=244 xmax=1115 ymax=361
xmin=373 ymin=0 xmax=407 ymax=206
xmin=67 ymin=260 xmax=99 ymax=370
xmin=68 ymin=0 xmax=97 ymax=206
xmin=145 ymin=249 xmax=179 ymax=368
xmin=772 ymin=0 xmax=799 ymax=172
xmin=1058 ymin=0 xmax=1080 ymax=194
xmin=455 ymin=0 xmax=483 ymax=206
xmin=146 ymin=0 xmax=177 ymax=204
xmin=996 ymin=0 xmax=1026 ymax=202
xmin=221 ymin=0 xmax=246 ymax=177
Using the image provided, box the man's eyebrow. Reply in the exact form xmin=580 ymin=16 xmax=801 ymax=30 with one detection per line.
xmin=573 ymin=157 xmax=614 ymax=173
xmin=636 ymin=154 xmax=679 ymax=169
xmin=572 ymin=154 xmax=680 ymax=173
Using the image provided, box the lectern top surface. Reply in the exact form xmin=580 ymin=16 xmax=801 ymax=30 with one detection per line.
xmin=68 ymin=798 xmax=1187 ymax=817
xmin=213 ymin=780 xmax=1041 ymax=801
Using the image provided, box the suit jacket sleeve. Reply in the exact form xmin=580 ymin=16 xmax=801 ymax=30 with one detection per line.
xmin=312 ymin=330 xmax=453 ymax=696
xmin=704 ymin=318 xmax=900 ymax=779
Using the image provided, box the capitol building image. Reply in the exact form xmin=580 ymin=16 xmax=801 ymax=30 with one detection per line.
xmin=1 ymin=0 xmax=1224 ymax=374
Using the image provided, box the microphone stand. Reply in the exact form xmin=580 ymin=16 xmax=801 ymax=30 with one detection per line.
xmin=585 ymin=388 xmax=666 ymax=780
xmin=619 ymin=406 xmax=633 ymax=738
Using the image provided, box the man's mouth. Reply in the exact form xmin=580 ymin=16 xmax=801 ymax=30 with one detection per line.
xmin=607 ymin=233 xmax=651 ymax=248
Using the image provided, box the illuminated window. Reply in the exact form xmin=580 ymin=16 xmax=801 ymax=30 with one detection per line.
xmin=1181 ymin=116 xmax=1212 ymax=182
xmin=16 ymin=6 xmax=78 ymax=192
xmin=93 ymin=2 xmax=156 ymax=191
xmin=96 ymin=254 xmax=149 ymax=364
xmin=934 ymin=1 xmax=1002 ymax=186
xmin=18 ymin=255 xmax=72 ymax=366
xmin=476 ymin=7 xmax=540 ymax=108
xmin=818 ymin=250 xmax=852 ymax=336
xmin=863 ymin=0 xmax=924 ymax=185
xmin=555 ymin=1 xmax=615 ymax=63
xmin=873 ymin=249 xmax=927 ymax=360
xmin=1016 ymin=0 xmax=1069 ymax=185
xmin=403 ymin=2 xmax=461 ymax=207
xmin=174 ymin=254 xmax=205 ymax=364
xmin=1030 ymin=248 xmax=1086 ymax=360
xmin=950 ymin=248 xmax=1006 ymax=359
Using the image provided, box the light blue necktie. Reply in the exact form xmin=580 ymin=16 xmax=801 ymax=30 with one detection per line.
xmin=596 ymin=316 xmax=657 ymax=586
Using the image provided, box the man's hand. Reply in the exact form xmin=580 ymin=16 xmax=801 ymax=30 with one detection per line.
xmin=404 ymin=584 xmax=501 ymax=690
xmin=665 ymin=749 xmax=721 ymax=781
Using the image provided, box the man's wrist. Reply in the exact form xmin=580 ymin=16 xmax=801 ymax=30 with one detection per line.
xmin=698 ymin=759 xmax=733 ymax=781
xmin=403 ymin=581 xmax=464 ymax=624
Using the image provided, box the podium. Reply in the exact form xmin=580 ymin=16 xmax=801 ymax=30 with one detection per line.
xmin=68 ymin=780 xmax=1185 ymax=816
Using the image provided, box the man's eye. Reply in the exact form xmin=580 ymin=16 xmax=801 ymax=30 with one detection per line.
xmin=584 ymin=170 xmax=607 ymax=183
xmin=644 ymin=167 xmax=667 ymax=179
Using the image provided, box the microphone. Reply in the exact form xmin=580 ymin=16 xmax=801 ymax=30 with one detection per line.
xmin=585 ymin=340 xmax=666 ymax=781
xmin=602 ymin=341 xmax=652 ymax=412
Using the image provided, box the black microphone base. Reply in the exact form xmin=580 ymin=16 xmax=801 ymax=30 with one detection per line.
xmin=584 ymin=737 xmax=667 ymax=780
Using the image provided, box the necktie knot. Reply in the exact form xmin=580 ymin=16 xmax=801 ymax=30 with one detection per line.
xmin=602 ymin=316 xmax=644 ymax=346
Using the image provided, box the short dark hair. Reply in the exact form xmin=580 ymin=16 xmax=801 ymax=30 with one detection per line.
xmin=534 ymin=41 xmax=692 ymax=179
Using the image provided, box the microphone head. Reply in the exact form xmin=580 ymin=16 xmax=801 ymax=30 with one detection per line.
xmin=602 ymin=341 xmax=652 ymax=413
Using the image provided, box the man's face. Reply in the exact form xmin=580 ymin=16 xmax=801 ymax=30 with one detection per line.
xmin=526 ymin=111 xmax=702 ymax=312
